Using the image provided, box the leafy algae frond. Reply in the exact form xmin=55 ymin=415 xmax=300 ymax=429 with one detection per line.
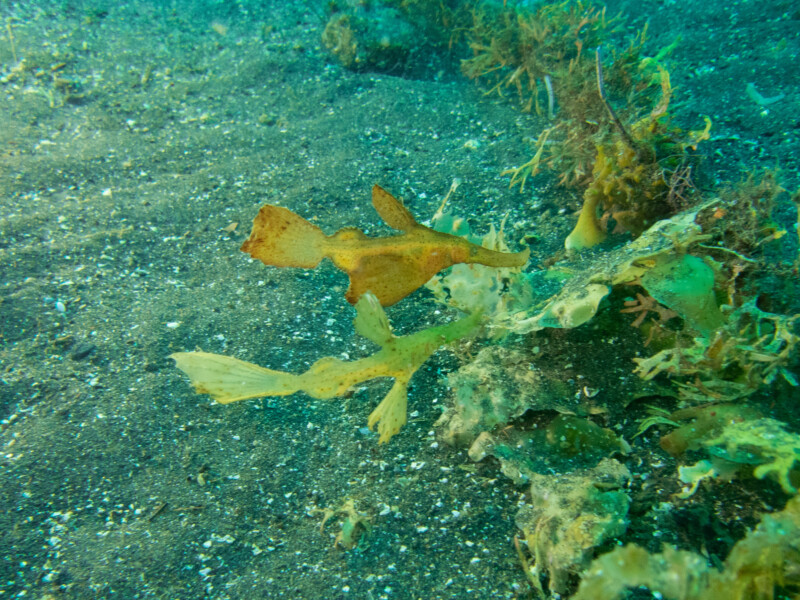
xmin=632 ymin=300 xmax=800 ymax=403
xmin=171 ymin=293 xmax=481 ymax=443
xmin=703 ymin=418 xmax=800 ymax=495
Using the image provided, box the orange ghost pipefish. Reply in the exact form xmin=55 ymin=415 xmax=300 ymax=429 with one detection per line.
xmin=240 ymin=184 xmax=530 ymax=306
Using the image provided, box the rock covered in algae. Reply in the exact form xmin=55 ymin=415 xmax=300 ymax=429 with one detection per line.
xmin=321 ymin=6 xmax=415 ymax=72
xmin=514 ymin=458 xmax=632 ymax=596
xmin=435 ymin=345 xmax=570 ymax=446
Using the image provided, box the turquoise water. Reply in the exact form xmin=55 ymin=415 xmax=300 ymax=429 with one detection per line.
xmin=1 ymin=1 xmax=798 ymax=598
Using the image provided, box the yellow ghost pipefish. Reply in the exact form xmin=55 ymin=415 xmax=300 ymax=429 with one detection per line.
xmin=171 ymin=293 xmax=481 ymax=443
xmin=240 ymin=184 xmax=529 ymax=306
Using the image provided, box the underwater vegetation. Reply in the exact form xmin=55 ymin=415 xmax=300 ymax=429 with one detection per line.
xmin=573 ymin=494 xmax=800 ymax=600
xmin=461 ymin=0 xmax=614 ymax=119
xmin=700 ymin=170 xmax=788 ymax=257
xmin=455 ymin=0 xmax=713 ymax=253
xmin=633 ymin=299 xmax=799 ymax=403
xmin=703 ymin=418 xmax=800 ymax=496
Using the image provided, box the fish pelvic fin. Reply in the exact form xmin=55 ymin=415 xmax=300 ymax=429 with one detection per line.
xmin=353 ymin=292 xmax=394 ymax=346
xmin=345 ymin=253 xmax=437 ymax=306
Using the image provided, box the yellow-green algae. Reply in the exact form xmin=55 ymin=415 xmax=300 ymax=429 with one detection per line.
xmin=573 ymin=495 xmax=800 ymax=600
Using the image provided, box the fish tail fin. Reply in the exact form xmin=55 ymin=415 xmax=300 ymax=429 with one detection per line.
xmin=171 ymin=351 xmax=300 ymax=404
xmin=241 ymin=205 xmax=328 ymax=268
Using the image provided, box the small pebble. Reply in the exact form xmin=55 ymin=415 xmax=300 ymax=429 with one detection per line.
xmin=71 ymin=342 xmax=97 ymax=361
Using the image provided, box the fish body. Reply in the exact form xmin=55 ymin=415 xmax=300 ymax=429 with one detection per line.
xmin=171 ymin=293 xmax=482 ymax=443
xmin=241 ymin=185 xmax=529 ymax=306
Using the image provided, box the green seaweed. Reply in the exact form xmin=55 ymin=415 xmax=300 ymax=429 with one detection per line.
xmin=633 ymin=300 xmax=800 ymax=403
xmin=657 ymin=404 xmax=761 ymax=457
xmin=457 ymin=0 xmax=710 ymax=251
xmin=704 ymin=418 xmax=800 ymax=495
xmin=461 ymin=0 xmax=614 ymax=120
xmin=639 ymin=253 xmax=724 ymax=335
xmin=573 ymin=495 xmax=800 ymax=600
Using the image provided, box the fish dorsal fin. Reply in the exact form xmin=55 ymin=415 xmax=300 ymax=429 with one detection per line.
xmin=372 ymin=184 xmax=418 ymax=232
xmin=353 ymin=292 xmax=395 ymax=346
